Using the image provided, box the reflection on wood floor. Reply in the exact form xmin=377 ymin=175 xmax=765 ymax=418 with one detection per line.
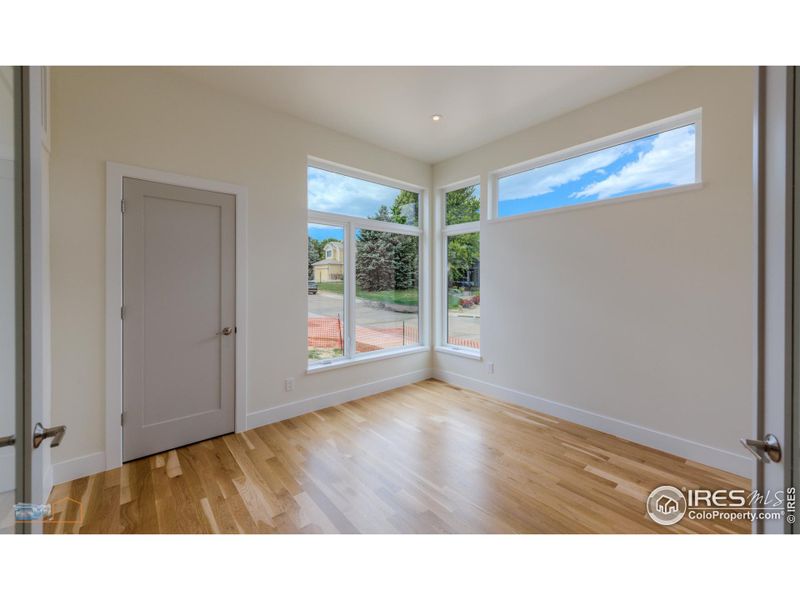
xmin=46 ymin=379 xmax=750 ymax=533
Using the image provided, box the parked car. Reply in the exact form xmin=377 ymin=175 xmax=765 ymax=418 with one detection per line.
xmin=308 ymin=280 xmax=318 ymax=295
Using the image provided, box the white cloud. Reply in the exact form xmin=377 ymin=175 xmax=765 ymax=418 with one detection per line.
xmin=498 ymin=143 xmax=638 ymax=201
xmin=308 ymin=167 xmax=401 ymax=217
xmin=572 ymin=126 xmax=695 ymax=200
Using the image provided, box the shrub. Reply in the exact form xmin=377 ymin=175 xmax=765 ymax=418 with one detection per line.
xmin=459 ymin=298 xmax=473 ymax=309
xmin=472 ymin=294 xmax=480 ymax=305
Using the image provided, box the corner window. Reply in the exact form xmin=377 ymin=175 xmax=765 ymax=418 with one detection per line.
xmin=442 ymin=183 xmax=480 ymax=352
xmin=495 ymin=113 xmax=700 ymax=219
xmin=308 ymin=162 xmax=423 ymax=367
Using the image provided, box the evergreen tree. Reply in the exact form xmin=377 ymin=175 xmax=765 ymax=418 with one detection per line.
xmin=356 ymin=227 xmax=397 ymax=291
xmin=354 ymin=185 xmax=480 ymax=293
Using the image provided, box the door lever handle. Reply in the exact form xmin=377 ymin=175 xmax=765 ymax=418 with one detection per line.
xmin=218 ymin=327 xmax=233 ymax=336
xmin=0 ymin=435 xmax=15 ymax=448
xmin=740 ymin=433 xmax=782 ymax=463
xmin=33 ymin=422 xmax=67 ymax=449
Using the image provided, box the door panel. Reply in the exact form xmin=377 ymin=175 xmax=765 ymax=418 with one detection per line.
xmin=123 ymin=178 xmax=235 ymax=462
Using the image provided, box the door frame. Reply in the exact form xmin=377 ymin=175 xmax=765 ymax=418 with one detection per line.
xmin=753 ymin=66 xmax=795 ymax=533
xmin=105 ymin=162 xmax=248 ymax=470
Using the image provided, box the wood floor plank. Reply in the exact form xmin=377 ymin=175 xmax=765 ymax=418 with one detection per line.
xmin=45 ymin=379 xmax=751 ymax=534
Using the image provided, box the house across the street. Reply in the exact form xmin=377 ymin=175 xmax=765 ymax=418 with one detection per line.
xmin=312 ymin=241 xmax=344 ymax=282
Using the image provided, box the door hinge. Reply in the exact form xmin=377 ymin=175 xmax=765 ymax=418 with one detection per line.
xmin=121 ymin=412 xmax=125 ymax=427
xmin=121 ymin=199 xmax=126 ymax=214
xmin=120 ymin=306 xmax=125 ymax=319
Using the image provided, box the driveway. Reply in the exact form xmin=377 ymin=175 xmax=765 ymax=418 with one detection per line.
xmin=309 ymin=291 xmax=418 ymax=326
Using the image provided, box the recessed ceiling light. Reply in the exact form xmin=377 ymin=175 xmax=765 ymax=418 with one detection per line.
xmin=431 ymin=114 xmax=442 ymax=122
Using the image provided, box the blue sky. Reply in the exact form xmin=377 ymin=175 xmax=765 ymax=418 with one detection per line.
xmin=497 ymin=124 xmax=696 ymax=217
xmin=308 ymin=166 xmax=408 ymax=218
xmin=308 ymin=222 xmax=344 ymax=242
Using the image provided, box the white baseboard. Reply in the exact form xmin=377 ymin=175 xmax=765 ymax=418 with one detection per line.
xmin=433 ymin=369 xmax=752 ymax=478
xmin=52 ymin=452 xmax=106 ymax=486
xmin=247 ymin=368 xmax=433 ymax=430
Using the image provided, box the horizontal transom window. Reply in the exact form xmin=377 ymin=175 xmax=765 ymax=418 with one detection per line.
xmin=495 ymin=112 xmax=700 ymax=219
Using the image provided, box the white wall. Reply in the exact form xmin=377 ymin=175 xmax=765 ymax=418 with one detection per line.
xmin=49 ymin=67 xmax=432 ymax=468
xmin=433 ymin=67 xmax=754 ymax=475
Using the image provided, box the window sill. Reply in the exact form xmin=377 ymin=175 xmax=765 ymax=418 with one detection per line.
xmin=435 ymin=346 xmax=482 ymax=360
xmin=306 ymin=345 xmax=429 ymax=374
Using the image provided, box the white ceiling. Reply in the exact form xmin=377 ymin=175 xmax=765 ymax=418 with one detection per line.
xmin=173 ymin=66 xmax=678 ymax=164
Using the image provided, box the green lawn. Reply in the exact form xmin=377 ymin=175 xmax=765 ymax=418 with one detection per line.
xmin=317 ymin=281 xmax=418 ymax=306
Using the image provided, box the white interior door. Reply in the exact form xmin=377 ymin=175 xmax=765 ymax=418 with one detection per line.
xmin=0 ymin=66 xmax=56 ymax=534
xmin=122 ymin=178 xmax=236 ymax=462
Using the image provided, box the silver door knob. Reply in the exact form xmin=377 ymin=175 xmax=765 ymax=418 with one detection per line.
xmin=740 ymin=433 xmax=782 ymax=463
xmin=33 ymin=422 xmax=67 ymax=449
xmin=218 ymin=327 xmax=233 ymax=336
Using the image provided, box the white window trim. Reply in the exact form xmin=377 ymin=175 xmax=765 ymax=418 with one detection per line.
xmin=489 ymin=108 xmax=703 ymax=221
xmin=307 ymin=345 xmax=428 ymax=374
xmin=435 ymin=345 xmax=482 ymax=360
xmin=307 ymin=157 xmax=428 ymax=371
xmin=437 ymin=177 xmax=482 ymax=357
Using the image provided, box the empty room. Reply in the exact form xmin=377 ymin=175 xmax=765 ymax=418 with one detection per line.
xmin=2 ymin=1 xmax=800 ymax=596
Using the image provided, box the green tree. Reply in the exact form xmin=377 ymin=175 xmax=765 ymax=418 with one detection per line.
xmin=390 ymin=190 xmax=419 ymax=225
xmin=307 ymin=236 xmax=322 ymax=279
xmin=356 ymin=227 xmax=397 ymax=291
xmin=447 ymin=232 xmax=479 ymax=285
xmin=445 ymin=185 xmax=479 ymax=225
xmin=444 ymin=186 xmax=480 ymax=286
xmin=355 ymin=203 xmax=419 ymax=292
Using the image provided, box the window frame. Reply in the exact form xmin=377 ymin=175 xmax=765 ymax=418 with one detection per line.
xmin=437 ymin=177 xmax=482 ymax=359
xmin=307 ymin=156 xmax=428 ymax=372
xmin=489 ymin=108 xmax=703 ymax=222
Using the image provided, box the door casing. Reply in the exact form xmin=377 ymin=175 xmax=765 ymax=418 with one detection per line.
xmin=753 ymin=66 xmax=795 ymax=534
xmin=104 ymin=162 xmax=248 ymax=472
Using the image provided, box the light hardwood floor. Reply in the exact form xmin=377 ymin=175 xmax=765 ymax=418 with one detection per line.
xmin=45 ymin=379 xmax=750 ymax=534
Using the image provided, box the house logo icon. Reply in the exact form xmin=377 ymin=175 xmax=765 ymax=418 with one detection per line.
xmin=646 ymin=485 xmax=687 ymax=526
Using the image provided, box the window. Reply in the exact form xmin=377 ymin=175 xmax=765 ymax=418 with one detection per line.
xmin=495 ymin=114 xmax=700 ymax=219
xmin=355 ymin=229 xmax=419 ymax=353
xmin=441 ymin=183 xmax=480 ymax=352
xmin=307 ymin=162 xmax=423 ymax=367
xmin=308 ymin=223 xmax=345 ymax=363
xmin=308 ymin=165 xmax=418 ymax=225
